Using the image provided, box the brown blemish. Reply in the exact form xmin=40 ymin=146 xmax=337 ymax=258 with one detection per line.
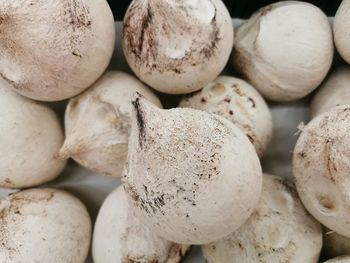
xmin=143 ymin=185 xmax=149 ymax=196
xmin=124 ymin=184 xmax=140 ymax=202
xmin=241 ymin=124 xmax=258 ymax=148
xmin=123 ymin=258 xmax=158 ymax=263
xmin=71 ymin=51 xmax=82 ymax=58
xmin=232 ymin=84 xmax=244 ymax=96
xmin=343 ymin=107 xmax=350 ymax=114
xmin=325 ymin=139 xmax=338 ymax=183
xmin=130 ymin=185 xmax=175 ymax=216
xmin=229 ymin=110 xmax=233 ymax=115
xmin=123 ymin=1 xmax=155 ymax=63
xmin=297 ymin=151 xmax=306 ymax=158
xmin=12 ymin=190 xmax=55 ymax=205
xmin=167 ymin=244 xmax=187 ymax=262
xmin=224 ymin=98 xmax=231 ymax=103
xmin=138 ymin=4 xmax=153 ymax=57
xmin=153 ymin=194 xmax=166 ymax=208
xmin=260 ymin=5 xmax=274 ymax=16
xmin=13 ymin=209 xmax=21 ymax=216
xmin=273 ymin=176 xmax=297 ymax=197
xmin=247 ymin=134 xmax=254 ymax=144
xmin=201 ymin=97 xmax=207 ymax=103
xmin=65 ymin=0 xmax=92 ymax=29
xmin=173 ymin=67 xmax=183 ymax=74
xmin=248 ymin=97 xmax=256 ymax=108
xmin=0 ymin=14 xmax=9 ymax=25
xmin=0 ymin=73 xmax=24 ymax=91
xmin=132 ymin=96 xmax=146 ymax=148
xmin=200 ymin=8 xmax=220 ymax=59
xmin=327 ymin=157 xmax=337 ymax=183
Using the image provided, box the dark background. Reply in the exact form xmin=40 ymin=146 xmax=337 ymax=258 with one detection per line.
xmin=107 ymin=0 xmax=342 ymax=20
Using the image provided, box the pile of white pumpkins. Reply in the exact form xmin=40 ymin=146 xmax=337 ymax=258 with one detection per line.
xmin=2 ymin=0 xmax=350 ymax=262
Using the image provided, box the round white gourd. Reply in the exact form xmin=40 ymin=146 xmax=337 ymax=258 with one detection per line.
xmin=123 ymin=95 xmax=262 ymax=244
xmin=59 ymin=71 xmax=162 ymax=177
xmin=122 ymin=0 xmax=233 ymax=94
xmin=232 ymin=1 xmax=333 ymax=101
xmin=0 ymin=0 xmax=115 ymax=101
xmin=0 ymin=79 xmax=66 ymax=188
xmin=93 ymin=186 xmax=189 ymax=263
xmin=0 ymin=188 xmax=91 ymax=262
xmin=179 ymin=76 xmax=273 ymax=157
